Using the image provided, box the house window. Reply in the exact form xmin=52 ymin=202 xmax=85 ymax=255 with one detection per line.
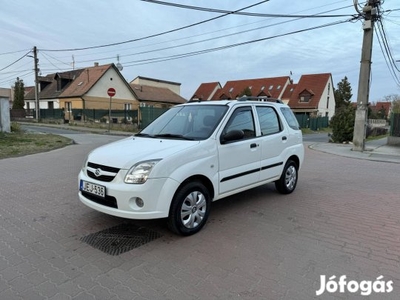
xmin=261 ymin=86 xmax=265 ymax=91
xmin=269 ymin=85 xmax=273 ymax=90
xmin=326 ymin=97 xmax=329 ymax=109
xmin=277 ymin=85 xmax=281 ymax=90
xmin=229 ymin=87 xmax=234 ymax=93
xmin=66 ymin=102 xmax=72 ymax=112
xmin=124 ymin=103 xmax=131 ymax=111
xmin=48 ymin=101 xmax=54 ymax=109
xmin=299 ymin=93 xmax=311 ymax=103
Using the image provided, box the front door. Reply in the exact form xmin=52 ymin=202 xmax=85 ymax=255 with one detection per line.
xmin=218 ymin=106 xmax=261 ymax=195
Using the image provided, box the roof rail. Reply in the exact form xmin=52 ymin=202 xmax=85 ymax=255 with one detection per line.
xmin=238 ymin=96 xmax=283 ymax=104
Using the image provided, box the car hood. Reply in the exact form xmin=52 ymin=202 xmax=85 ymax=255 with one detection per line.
xmin=87 ymin=136 xmax=200 ymax=169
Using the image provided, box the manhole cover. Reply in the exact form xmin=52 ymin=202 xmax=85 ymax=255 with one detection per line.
xmin=81 ymin=223 xmax=162 ymax=255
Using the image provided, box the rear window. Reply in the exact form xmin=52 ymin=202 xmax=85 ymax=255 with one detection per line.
xmin=280 ymin=107 xmax=300 ymax=130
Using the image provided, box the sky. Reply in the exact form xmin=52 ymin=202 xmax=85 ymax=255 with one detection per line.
xmin=1 ymin=0 xmax=399 ymax=102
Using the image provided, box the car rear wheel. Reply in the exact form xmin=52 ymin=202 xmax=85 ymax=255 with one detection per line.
xmin=168 ymin=181 xmax=211 ymax=236
xmin=275 ymin=160 xmax=298 ymax=194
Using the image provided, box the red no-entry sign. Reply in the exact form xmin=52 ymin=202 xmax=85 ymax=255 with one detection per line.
xmin=107 ymin=88 xmax=116 ymax=97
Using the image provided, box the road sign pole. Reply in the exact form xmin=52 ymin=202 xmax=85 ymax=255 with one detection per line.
xmin=108 ymin=96 xmax=112 ymax=132
xmin=106 ymin=88 xmax=116 ymax=132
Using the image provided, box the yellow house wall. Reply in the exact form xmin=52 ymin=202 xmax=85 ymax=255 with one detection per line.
xmin=83 ymin=96 xmax=139 ymax=110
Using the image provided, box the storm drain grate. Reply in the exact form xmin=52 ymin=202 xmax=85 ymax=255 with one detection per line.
xmin=81 ymin=223 xmax=162 ymax=255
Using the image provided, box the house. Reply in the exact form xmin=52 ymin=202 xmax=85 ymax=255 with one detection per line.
xmin=24 ymin=63 xmax=138 ymax=122
xmin=131 ymin=76 xmax=182 ymax=96
xmin=205 ymin=76 xmax=291 ymax=100
xmin=130 ymin=84 xmax=186 ymax=108
xmin=370 ymin=101 xmax=391 ymax=119
xmin=287 ymin=73 xmax=335 ymax=119
xmin=191 ymin=82 xmax=222 ymax=101
xmin=191 ymin=73 xmax=336 ymax=120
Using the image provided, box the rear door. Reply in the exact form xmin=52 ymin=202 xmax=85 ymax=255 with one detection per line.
xmin=217 ymin=106 xmax=261 ymax=195
xmin=255 ymin=105 xmax=287 ymax=181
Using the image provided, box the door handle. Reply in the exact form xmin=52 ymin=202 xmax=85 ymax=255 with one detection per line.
xmin=250 ymin=143 xmax=259 ymax=148
xmin=282 ymin=136 xmax=287 ymax=141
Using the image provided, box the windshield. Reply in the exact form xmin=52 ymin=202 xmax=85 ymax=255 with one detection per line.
xmin=137 ymin=104 xmax=228 ymax=140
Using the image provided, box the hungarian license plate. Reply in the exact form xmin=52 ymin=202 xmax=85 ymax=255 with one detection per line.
xmin=80 ymin=180 xmax=105 ymax=198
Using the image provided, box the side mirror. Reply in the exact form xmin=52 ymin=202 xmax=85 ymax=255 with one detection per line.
xmin=221 ymin=129 xmax=245 ymax=144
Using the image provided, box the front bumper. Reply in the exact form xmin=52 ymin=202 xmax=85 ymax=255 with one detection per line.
xmin=78 ymin=170 xmax=180 ymax=220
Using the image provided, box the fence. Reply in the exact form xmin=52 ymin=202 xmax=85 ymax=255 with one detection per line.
xmin=295 ymin=114 xmax=329 ymax=131
xmin=11 ymin=107 xmax=166 ymax=129
xmin=390 ymin=113 xmax=400 ymax=137
xmin=140 ymin=106 xmax=169 ymax=128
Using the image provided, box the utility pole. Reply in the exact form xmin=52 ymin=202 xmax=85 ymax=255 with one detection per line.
xmin=33 ymin=46 xmax=40 ymax=120
xmin=352 ymin=0 xmax=381 ymax=151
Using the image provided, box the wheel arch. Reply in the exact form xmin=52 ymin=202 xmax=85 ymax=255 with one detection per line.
xmin=173 ymin=175 xmax=215 ymax=203
xmin=287 ymin=155 xmax=300 ymax=169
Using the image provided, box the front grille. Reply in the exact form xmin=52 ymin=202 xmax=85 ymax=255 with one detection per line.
xmin=87 ymin=162 xmax=120 ymax=182
xmin=82 ymin=191 xmax=118 ymax=209
xmin=88 ymin=162 xmax=120 ymax=173
xmin=87 ymin=171 xmax=115 ymax=182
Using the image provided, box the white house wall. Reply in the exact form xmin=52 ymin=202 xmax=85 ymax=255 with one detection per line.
xmin=25 ymin=98 xmax=60 ymax=109
xmin=86 ymin=68 xmax=135 ymax=100
xmin=317 ymin=77 xmax=336 ymax=119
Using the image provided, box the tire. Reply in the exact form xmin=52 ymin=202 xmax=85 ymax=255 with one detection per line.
xmin=275 ymin=160 xmax=298 ymax=194
xmin=167 ymin=181 xmax=211 ymax=236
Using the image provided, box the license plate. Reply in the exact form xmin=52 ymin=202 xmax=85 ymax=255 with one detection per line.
xmin=80 ymin=180 xmax=105 ymax=198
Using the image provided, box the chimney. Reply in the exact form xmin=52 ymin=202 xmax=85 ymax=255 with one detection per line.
xmin=94 ymin=62 xmax=99 ymax=67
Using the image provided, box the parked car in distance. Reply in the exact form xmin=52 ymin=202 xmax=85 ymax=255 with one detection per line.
xmin=78 ymin=97 xmax=304 ymax=235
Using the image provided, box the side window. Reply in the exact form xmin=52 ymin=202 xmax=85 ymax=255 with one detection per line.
xmin=223 ymin=107 xmax=255 ymax=139
xmin=256 ymin=106 xmax=281 ymax=136
xmin=280 ymin=107 xmax=300 ymax=130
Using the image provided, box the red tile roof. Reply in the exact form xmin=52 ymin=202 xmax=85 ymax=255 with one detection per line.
xmin=287 ymin=73 xmax=332 ymax=109
xmin=281 ymin=83 xmax=297 ymax=101
xmin=191 ymin=82 xmax=221 ymax=100
xmin=211 ymin=76 xmax=290 ymax=100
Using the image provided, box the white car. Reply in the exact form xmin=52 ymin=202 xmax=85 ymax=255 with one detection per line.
xmin=78 ymin=97 xmax=304 ymax=235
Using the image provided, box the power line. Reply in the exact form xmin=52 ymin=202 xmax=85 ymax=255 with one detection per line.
xmin=40 ymin=0 xmax=271 ymax=52
xmin=44 ymin=4 xmax=355 ymax=66
xmin=0 ymin=50 xmax=31 ymax=72
xmin=0 ymin=49 xmax=31 ymax=57
xmin=375 ymin=19 xmax=400 ymax=86
xmin=43 ymin=1 xmax=352 ymax=61
xmin=121 ymin=18 xmax=354 ymax=67
xmin=141 ymin=0 xmax=355 ymax=18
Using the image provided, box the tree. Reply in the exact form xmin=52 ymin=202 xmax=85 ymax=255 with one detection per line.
xmin=12 ymin=77 xmax=25 ymax=109
xmin=333 ymin=76 xmax=353 ymax=112
xmin=329 ymin=104 xmax=355 ymax=143
xmin=238 ymin=87 xmax=252 ymax=98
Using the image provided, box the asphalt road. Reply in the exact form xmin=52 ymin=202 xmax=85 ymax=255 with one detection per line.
xmin=1 ymin=129 xmax=399 ymax=299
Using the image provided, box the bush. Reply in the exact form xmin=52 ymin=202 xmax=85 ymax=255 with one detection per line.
xmin=11 ymin=122 xmax=22 ymax=133
xmin=329 ymin=105 xmax=355 ymax=143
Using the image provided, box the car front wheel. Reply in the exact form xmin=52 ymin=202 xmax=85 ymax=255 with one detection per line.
xmin=167 ymin=181 xmax=211 ymax=236
xmin=275 ymin=160 xmax=298 ymax=194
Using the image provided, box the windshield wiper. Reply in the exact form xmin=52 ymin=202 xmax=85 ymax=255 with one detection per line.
xmin=153 ymin=134 xmax=194 ymax=140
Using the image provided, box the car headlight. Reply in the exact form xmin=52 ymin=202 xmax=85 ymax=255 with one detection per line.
xmin=124 ymin=159 xmax=161 ymax=184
